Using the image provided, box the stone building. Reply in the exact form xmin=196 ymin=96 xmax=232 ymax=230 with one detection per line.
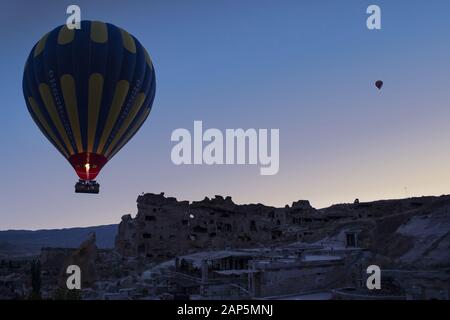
xmin=115 ymin=193 xmax=321 ymax=260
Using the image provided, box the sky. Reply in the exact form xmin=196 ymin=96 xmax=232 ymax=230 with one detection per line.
xmin=1 ymin=0 xmax=450 ymax=230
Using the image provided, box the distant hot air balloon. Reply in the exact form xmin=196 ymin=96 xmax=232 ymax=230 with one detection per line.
xmin=375 ymin=80 xmax=383 ymax=90
xmin=23 ymin=21 xmax=156 ymax=193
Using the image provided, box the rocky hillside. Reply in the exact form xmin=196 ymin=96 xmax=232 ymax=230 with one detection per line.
xmin=116 ymin=193 xmax=450 ymax=268
xmin=357 ymin=196 xmax=450 ymax=268
xmin=0 ymin=224 xmax=117 ymax=259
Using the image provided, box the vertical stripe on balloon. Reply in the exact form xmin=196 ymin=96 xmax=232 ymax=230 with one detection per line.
xmin=120 ymin=29 xmax=136 ymax=53
xmin=104 ymin=92 xmax=146 ymax=156
xmin=34 ymin=33 xmax=49 ymax=57
xmin=60 ymin=74 xmax=83 ymax=153
xmin=57 ymin=25 xmax=75 ymax=45
xmin=96 ymin=80 xmax=130 ymax=154
xmin=90 ymin=21 xmax=108 ymax=43
xmin=38 ymin=83 xmax=75 ymax=155
xmin=87 ymin=73 xmax=104 ymax=153
xmin=144 ymin=49 xmax=153 ymax=70
xmin=106 ymin=108 xmax=150 ymax=159
xmin=28 ymin=97 xmax=70 ymax=158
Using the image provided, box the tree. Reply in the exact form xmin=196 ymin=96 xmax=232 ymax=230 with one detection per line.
xmin=29 ymin=260 xmax=42 ymax=300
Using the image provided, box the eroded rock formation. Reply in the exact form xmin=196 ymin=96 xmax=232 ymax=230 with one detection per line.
xmin=115 ymin=193 xmax=321 ymax=260
xmin=115 ymin=193 xmax=450 ymax=269
xmin=57 ymin=232 xmax=98 ymax=288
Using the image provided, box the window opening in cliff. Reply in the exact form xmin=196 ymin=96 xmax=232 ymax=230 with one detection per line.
xmin=346 ymin=232 xmax=356 ymax=247
xmin=193 ymin=225 xmax=207 ymax=233
xmin=272 ymin=230 xmax=282 ymax=239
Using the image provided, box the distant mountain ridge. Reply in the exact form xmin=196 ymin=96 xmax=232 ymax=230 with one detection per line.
xmin=0 ymin=224 xmax=118 ymax=259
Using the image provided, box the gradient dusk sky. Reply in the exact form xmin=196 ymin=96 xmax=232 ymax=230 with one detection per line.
xmin=1 ymin=0 xmax=450 ymax=230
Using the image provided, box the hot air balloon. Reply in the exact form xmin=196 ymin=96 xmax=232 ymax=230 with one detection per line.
xmin=375 ymin=80 xmax=383 ymax=90
xmin=22 ymin=21 xmax=156 ymax=193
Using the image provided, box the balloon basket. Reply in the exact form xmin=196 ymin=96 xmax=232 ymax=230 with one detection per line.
xmin=75 ymin=179 xmax=100 ymax=194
